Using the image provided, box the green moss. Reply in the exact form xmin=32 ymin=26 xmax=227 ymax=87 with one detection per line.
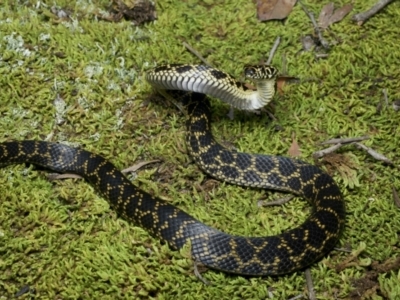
xmin=1 ymin=0 xmax=399 ymax=299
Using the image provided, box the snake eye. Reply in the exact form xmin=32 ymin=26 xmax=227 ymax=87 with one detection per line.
xmin=244 ymin=66 xmax=257 ymax=78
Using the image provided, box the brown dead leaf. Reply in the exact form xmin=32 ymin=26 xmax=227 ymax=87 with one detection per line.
xmin=288 ymin=132 xmax=301 ymax=157
xmin=276 ymin=75 xmax=298 ymax=95
xmin=102 ymin=0 xmax=157 ymax=25
xmin=318 ymin=2 xmax=353 ymax=29
xmin=328 ymin=3 xmax=353 ymax=25
xmin=318 ymin=2 xmax=334 ymax=29
xmin=257 ymin=0 xmax=297 ymax=21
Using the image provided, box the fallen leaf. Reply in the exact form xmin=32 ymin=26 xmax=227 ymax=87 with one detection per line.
xmin=328 ymin=3 xmax=353 ymax=26
xmin=257 ymin=0 xmax=297 ymax=21
xmin=318 ymin=2 xmax=353 ymax=29
xmin=288 ymin=132 xmax=301 ymax=157
xmin=318 ymin=2 xmax=334 ymax=29
xmin=276 ymin=75 xmax=298 ymax=95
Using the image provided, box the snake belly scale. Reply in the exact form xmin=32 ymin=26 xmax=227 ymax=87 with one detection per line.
xmin=1 ymin=64 xmax=345 ymax=275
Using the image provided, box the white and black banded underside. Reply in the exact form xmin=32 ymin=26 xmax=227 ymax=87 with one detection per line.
xmin=146 ymin=64 xmax=278 ymax=110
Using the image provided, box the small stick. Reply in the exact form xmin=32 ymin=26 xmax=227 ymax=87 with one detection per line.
xmin=382 ymin=88 xmax=389 ymax=107
xmin=335 ymin=246 xmax=353 ymax=253
xmin=355 ymin=142 xmax=394 ymax=165
xmin=352 ymin=0 xmax=395 ymax=25
xmin=182 ymin=41 xmax=212 ymax=66
xmin=305 ymin=268 xmax=317 ymax=300
xmin=315 ymin=53 xmax=329 ymax=59
xmin=313 ymin=143 xmax=343 ymax=159
xmin=257 ymin=195 xmax=295 ymax=207
xmin=392 ymin=186 xmax=400 ymax=208
xmin=266 ymin=36 xmax=281 ymax=65
xmin=193 ymin=261 xmax=212 ymax=285
xmin=263 ymin=109 xmax=278 ymax=121
xmin=299 ymin=1 xmax=330 ymax=49
xmin=321 ymin=136 xmax=369 ymax=145
xmin=122 ymin=160 xmax=161 ymax=173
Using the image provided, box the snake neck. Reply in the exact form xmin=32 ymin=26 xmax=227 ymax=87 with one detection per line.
xmin=146 ymin=64 xmax=277 ymax=111
xmin=230 ymin=79 xmax=276 ymax=111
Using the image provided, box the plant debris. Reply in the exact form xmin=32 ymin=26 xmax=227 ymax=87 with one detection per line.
xmin=256 ymin=0 xmax=297 ymax=21
xmin=354 ymin=143 xmax=394 ymax=166
xmin=104 ymin=0 xmax=157 ymax=25
xmin=288 ymin=132 xmax=301 ymax=157
xmin=348 ymin=257 xmax=400 ymax=299
xmin=392 ymin=186 xmax=400 ymax=208
xmin=318 ymin=2 xmax=353 ymax=29
xmin=392 ymin=99 xmax=400 ymax=112
xmin=352 ymin=0 xmax=396 ymax=25
xmin=313 ymin=143 xmax=343 ymax=159
xmin=321 ymin=136 xmax=370 ymax=145
xmin=299 ymin=1 xmax=330 ymax=49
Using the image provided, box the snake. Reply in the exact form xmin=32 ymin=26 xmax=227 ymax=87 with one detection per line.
xmin=1 ymin=64 xmax=345 ymax=276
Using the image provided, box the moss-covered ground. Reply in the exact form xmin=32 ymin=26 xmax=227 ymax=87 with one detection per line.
xmin=0 ymin=0 xmax=399 ymax=299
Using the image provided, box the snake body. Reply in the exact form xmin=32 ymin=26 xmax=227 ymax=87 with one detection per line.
xmin=146 ymin=64 xmax=278 ymax=110
xmin=1 ymin=65 xmax=345 ymax=275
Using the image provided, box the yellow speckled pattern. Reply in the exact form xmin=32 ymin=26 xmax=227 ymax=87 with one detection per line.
xmin=0 ymin=90 xmax=345 ymax=275
xmin=0 ymin=67 xmax=345 ymax=275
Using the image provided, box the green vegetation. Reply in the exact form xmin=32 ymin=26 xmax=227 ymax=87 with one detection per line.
xmin=0 ymin=0 xmax=399 ymax=299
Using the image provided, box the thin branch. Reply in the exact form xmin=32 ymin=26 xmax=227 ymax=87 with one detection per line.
xmin=392 ymin=186 xmax=400 ymax=208
xmin=299 ymin=1 xmax=330 ymax=49
xmin=383 ymin=88 xmax=389 ymax=106
xmin=305 ymin=268 xmax=317 ymax=300
xmin=355 ymin=142 xmax=394 ymax=165
xmin=266 ymin=36 xmax=281 ymax=65
xmin=352 ymin=0 xmax=395 ymax=25
xmin=313 ymin=143 xmax=343 ymax=159
xmin=182 ymin=41 xmax=212 ymax=66
xmin=321 ymin=136 xmax=370 ymax=145
xmin=193 ymin=261 xmax=212 ymax=285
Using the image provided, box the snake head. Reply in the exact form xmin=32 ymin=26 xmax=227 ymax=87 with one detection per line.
xmin=244 ymin=65 xmax=278 ymax=80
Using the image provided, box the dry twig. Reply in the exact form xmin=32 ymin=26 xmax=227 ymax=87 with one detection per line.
xmin=392 ymin=186 xmax=400 ymax=208
xmin=305 ymin=268 xmax=317 ymax=300
xmin=313 ymin=143 xmax=343 ymax=159
xmin=266 ymin=36 xmax=281 ymax=65
xmin=352 ymin=0 xmax=395 ymax=25
xmin=355 ymin=143 xmax=394 ymax=165
xmin=321 ymin=136 xmax=370 ymax=145
xmin=182 ymin=41 xmax=212 ymax=66
xmin=299 ymin=1 xmax=330 ymax=49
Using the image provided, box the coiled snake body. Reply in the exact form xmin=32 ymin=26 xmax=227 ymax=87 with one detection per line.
xmin=1 ymin=64 xmax=345 ymax=275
